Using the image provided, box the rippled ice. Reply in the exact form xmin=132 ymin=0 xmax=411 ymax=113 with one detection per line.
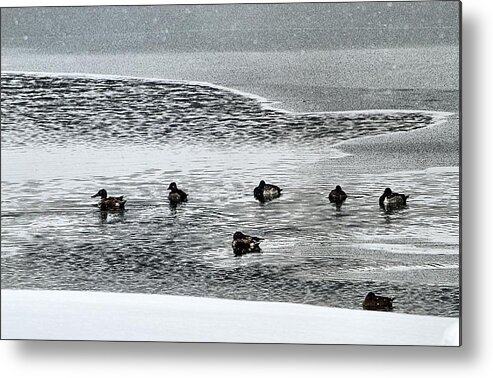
xmin=1 ymin=72 xmax=459 ymax=317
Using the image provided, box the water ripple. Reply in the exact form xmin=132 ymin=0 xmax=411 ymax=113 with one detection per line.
xmin=1 ymin=72 xmax=444 ymax=148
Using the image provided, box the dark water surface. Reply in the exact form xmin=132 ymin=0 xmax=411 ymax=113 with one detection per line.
xmin=1 ymin=72 xmax=459 ymax=317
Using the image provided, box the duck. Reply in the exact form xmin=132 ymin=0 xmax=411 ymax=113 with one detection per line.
xmin=168 ymin=182 xmax=188 ymax=204
xmin=379 ymin=187 xmax=409 ymax=208
xmin=254 ymin=180 xmax=282 ymax=202
xmin=362 ymin=292 xmax=395 ymax=311
xmin=328 ymin=185 xmax=347 ymax=204
xmin=91 ymin=189 xmax=126 ymax=211
xmin=232 ymin=231 xmax=263 ymax=255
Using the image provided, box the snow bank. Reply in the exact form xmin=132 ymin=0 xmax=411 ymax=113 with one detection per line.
xmin=1 ymin=290 xmax=459 ymax=345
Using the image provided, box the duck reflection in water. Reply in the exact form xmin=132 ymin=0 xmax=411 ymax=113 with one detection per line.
xmin=98 ymin=210 xmax=125 ymax=224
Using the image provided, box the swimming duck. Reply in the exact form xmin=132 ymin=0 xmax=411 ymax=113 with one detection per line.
xmin=232 ymin=231 xmax=263 ymax=255
xmin=168 ymin=182 xmax=188 ymax=204
xmin=362 ymin=292 xmax=395 ymax=311
xmin=379 ymin=187 xmax=409 ymax=208
xmin=254 ymin=180 xmax=282 ymax=202
xmin=328 ymin=185 xmax=347 ymax=204
xmin=91 ymin=189 xmax=126 ymax=211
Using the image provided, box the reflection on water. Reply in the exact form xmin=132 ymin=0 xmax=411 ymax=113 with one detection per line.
xmin=1 ymin=72 xmax=459 ymax=317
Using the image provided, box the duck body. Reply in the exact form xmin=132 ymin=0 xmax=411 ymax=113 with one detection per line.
xmin=362 ymin=292 xmax=395 ymax=311
xmin=232 ymin=231 xmax=263 ymax=255
xmin=168 ymin=182 xmax=188 ymax=204
xmin=254 ymin=180 xmax=282 ymax=202
xmin=379 ymin=187 xmax=409 ymax=208
xmin=328 ymin=185 xmax=347 ymax=204
xmin=92 ymin=189 xmax=126 ymax=211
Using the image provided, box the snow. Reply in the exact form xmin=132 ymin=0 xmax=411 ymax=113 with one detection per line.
xmin=1 ymin=289 xmax=459 ymax=345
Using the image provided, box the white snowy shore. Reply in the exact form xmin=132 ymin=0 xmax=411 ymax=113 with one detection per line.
xmin=1 ymin=289 xmax=459 ymax=345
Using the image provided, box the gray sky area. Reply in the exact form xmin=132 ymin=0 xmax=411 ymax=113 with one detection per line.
xmin=1 ymin=2 xmax=460 ymax=53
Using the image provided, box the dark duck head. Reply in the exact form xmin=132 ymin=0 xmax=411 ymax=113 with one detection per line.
xmin=92 ymin=189 xmax=108 ymax=199
xmin=233 ymin=231 xmax=246 ymax=240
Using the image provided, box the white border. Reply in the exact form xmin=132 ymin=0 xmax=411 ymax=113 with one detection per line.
xmin=2 ymin=0 xmax=491 ymax=377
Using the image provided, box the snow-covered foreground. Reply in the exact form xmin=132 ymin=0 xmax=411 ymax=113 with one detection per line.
xmin=1 ymin=290 xmax=459 ymax=345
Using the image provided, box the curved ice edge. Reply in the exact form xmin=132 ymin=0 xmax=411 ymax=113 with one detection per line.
xmin=329 ymin=110 xmax=456 ymax=159
xmin=347 ymin=263 xmax=460 ymax=273
xmin=1 ymin=289 xmax=460 ymax=345
xmin=1 ymin=70 xmax=454 ymax=118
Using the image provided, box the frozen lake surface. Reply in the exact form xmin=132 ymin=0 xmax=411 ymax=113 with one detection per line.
xmin=1 ymin=69 xmax=459 ymax=317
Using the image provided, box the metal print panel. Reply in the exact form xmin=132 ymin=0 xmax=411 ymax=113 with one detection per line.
xmin=0 ymin=1 xmax=461 ymax=345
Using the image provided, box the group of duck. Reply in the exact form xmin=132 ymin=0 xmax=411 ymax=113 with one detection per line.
xmin=91 ymin=182 xmax=186 ymax=211
xmin=92 ymin=180 xmax=408 ymax=311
